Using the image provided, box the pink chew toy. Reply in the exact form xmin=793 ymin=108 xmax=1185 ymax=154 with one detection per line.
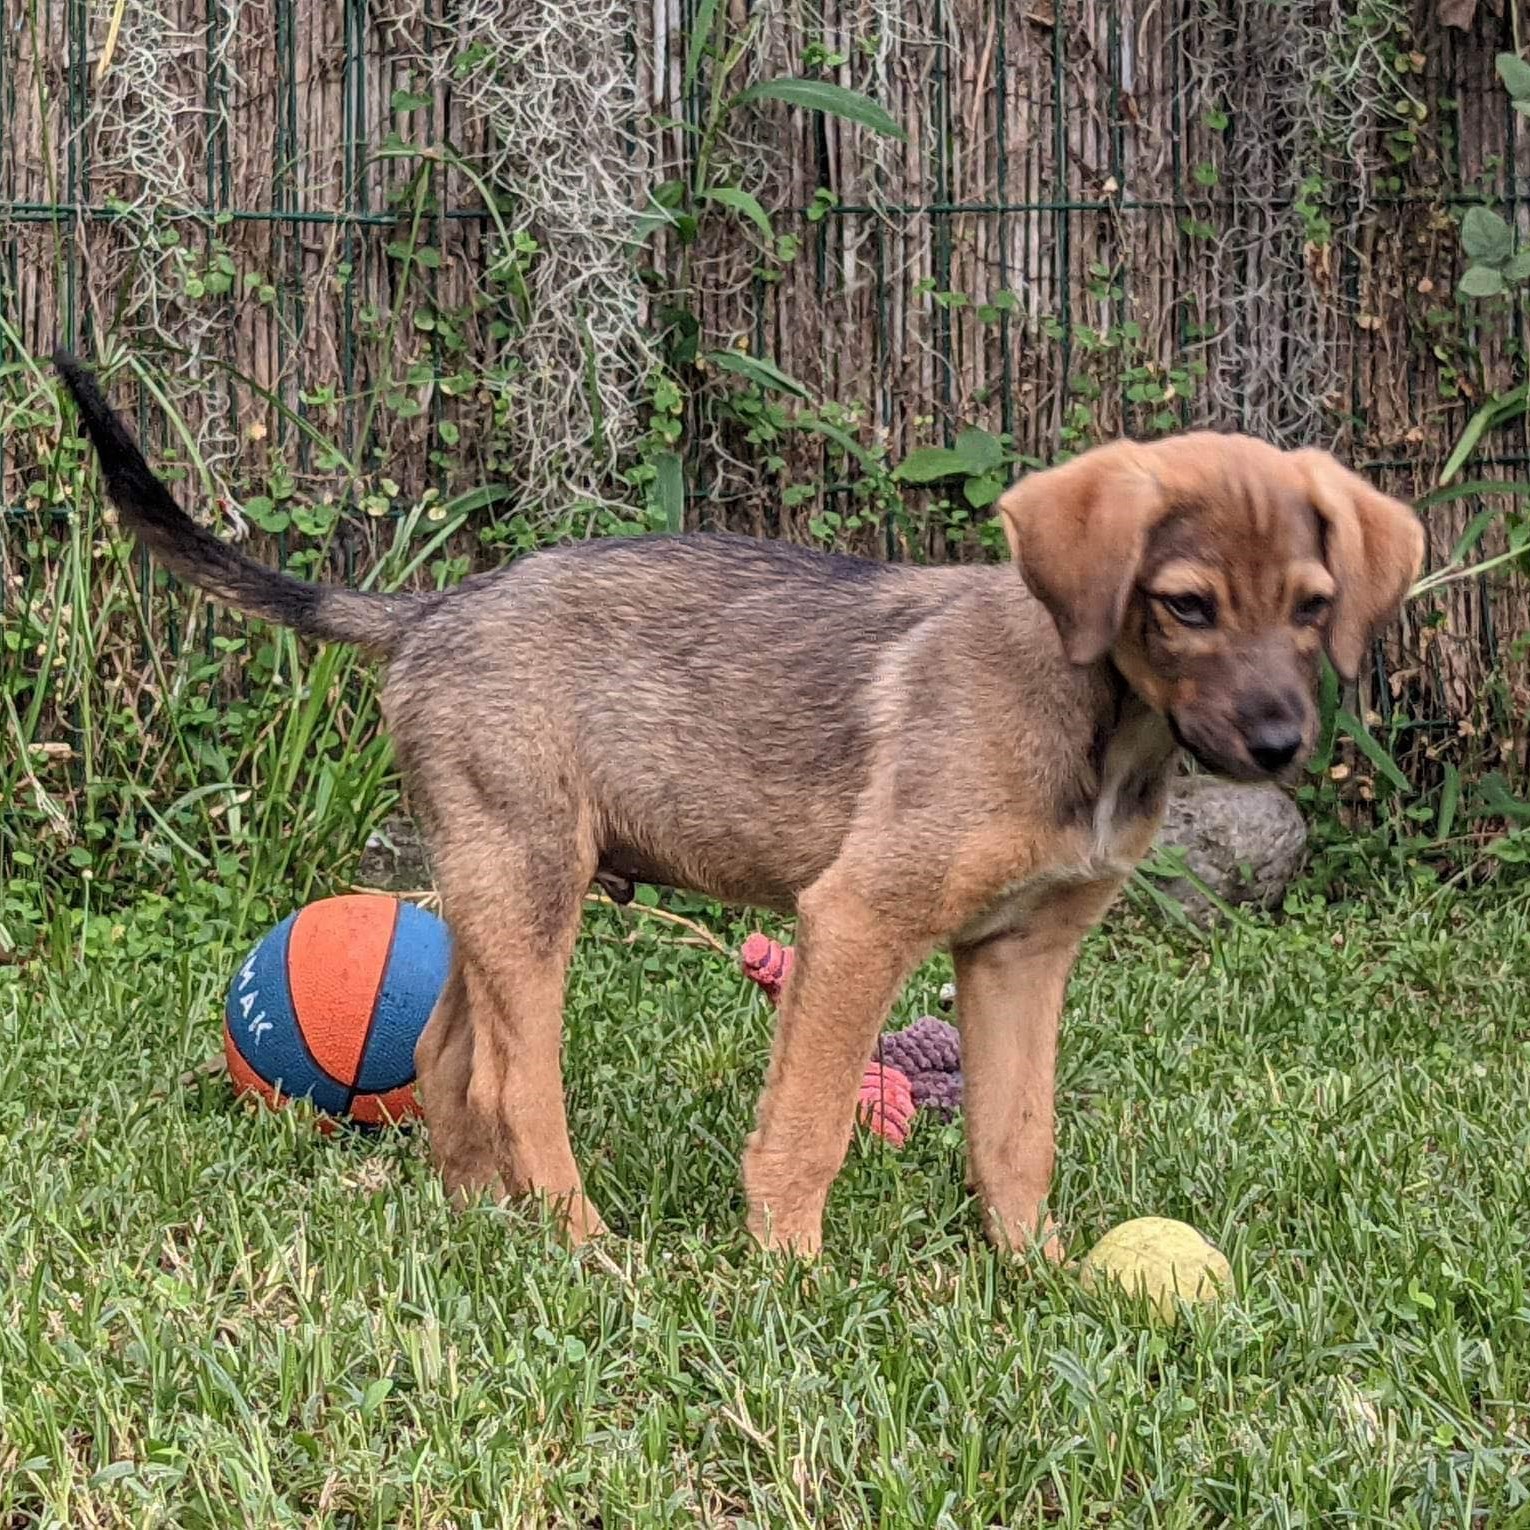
xmin=739 ymin=933 xmax=794 ymax=1005
xmin=857 ymin=1060 xmax=915 ymax=1147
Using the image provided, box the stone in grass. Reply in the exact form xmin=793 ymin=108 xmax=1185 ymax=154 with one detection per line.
xmin=1151 ymin=774 xmax=1308 ymax=926
xmin=1079 ymin=1216 xmax=1233 ymax=1324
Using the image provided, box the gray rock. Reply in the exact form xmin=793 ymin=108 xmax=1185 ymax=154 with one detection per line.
xmin=356 ymin=812 xmax=434 ymax=892
xmin=1150 ymin=774 xmax=1308 ymax=925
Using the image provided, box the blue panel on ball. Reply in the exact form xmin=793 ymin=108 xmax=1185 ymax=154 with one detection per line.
xmin=355 ymin=901 xmax=453 ymax=1093
xmin=226 ymin=911 xmax=351 ymax=1115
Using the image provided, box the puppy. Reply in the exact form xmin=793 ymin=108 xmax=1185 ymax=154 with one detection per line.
xmin=54 ymin=351 xmax=1424 ymax=1256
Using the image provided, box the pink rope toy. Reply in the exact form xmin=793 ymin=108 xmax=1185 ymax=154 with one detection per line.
xmin=857 ymin=1061 xmax=916 ymax=1148
xmin=739 ymin=934 xmax=961 ymax=1148
xmin=739 ymin=932 xmax=794 ymax=1005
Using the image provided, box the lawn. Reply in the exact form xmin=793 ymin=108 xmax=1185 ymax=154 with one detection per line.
xmin=1 ymin=880 xmax=1527 ymax=1527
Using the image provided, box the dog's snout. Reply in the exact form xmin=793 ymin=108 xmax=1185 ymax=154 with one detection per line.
xmin=1245 ymin=719 xmax=1303 ymax=772
xmin=1235 ymin=689 xmax=1306 ymax=773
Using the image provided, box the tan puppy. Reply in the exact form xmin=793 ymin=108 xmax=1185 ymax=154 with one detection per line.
xmin=55 ymin=351 xmax=1424 ymax=1257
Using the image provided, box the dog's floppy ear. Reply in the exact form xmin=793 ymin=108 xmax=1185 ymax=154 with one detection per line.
xmin=995 ymin=442 xmax=1167 ymax=665
xmin=1296 ymin=450 xmax=1425 ymax=683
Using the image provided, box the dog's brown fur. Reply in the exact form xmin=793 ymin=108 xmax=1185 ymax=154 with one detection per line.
xmin=55 ymin=351 xmax=1424 ymax=1258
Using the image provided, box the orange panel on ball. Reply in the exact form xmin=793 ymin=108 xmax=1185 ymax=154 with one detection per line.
xmin=347 ymin=1084 xmax=422 ymax=1127
xmin=285 ymin=894 xmax=399 ymax=1088
xmin=224 ymin=1025 xmax=283 ymax=1109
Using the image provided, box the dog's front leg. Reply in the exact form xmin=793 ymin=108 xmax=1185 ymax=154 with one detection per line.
xmin=742 ymin=876 xmax=926 ymax=1256
xmin=953 ymin=879 xmax=1121 ymax=1262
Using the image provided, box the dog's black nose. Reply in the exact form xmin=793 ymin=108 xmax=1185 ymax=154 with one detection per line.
xmin=1247 ymin=723 xmax=1303 ymax=772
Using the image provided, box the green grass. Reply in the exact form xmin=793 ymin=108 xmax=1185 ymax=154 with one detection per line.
xmin=2 ymin=883 xmax=1528 ymax=1527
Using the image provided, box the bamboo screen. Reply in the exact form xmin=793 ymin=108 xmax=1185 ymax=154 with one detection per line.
xmin=3 ymin=0 xmax=1528 ymax=751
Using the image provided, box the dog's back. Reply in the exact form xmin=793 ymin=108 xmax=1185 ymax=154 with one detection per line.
xmin=383 ymin=534 xmax=1077 ymax=909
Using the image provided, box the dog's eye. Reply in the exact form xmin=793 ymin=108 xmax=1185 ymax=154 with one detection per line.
xmin=1156 ymin=592 xmax=1216 ymax=629
xmin=1294 ymin=594 xmax=1332 ymax=627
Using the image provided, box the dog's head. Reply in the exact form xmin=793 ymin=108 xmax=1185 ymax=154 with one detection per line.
xmin=997 ymin=433 xmax=1425 ymax=783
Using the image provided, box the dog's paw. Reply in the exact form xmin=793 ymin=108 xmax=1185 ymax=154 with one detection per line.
xmin=745 ymin=1205 xmax=824 ymax=1261
xmin=551 ymin=1190 xmax=609 ymax=1247
xmin=982 ymin=1204 xmax=1067 ymax=1266
xmin=443 ymin=1171 xmax=510 ymax=1212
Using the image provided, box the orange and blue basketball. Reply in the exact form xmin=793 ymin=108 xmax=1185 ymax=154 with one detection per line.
xmin=224 ymin=893 xmax=451 ymax=1127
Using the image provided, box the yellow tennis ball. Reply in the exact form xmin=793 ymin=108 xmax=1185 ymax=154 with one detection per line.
xmin=1079 ymin=1217 xmax=1233 ymax=1322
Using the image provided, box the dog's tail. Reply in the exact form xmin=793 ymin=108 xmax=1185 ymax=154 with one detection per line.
xmin=53 ymin=349 xmax=427 ymax=655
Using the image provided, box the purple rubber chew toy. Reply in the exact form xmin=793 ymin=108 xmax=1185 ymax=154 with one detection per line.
xmin=876 ymin=1015 xmax=963 ymax=1121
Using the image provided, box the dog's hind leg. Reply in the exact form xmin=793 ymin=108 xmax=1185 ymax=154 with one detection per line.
xmin=742 ymin=870 xmax=930 ymax=1256
xmin=425 ymin=824 xmax=605 ymax=1245
xmin=414 ymin=962 xmax=504 ymax=1204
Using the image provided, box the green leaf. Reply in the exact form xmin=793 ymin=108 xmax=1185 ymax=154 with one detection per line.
xmin=793 ymin=413 xmax=873 ymax=469
xmin=390 ymin=89 xmax=431 ymax=113
xmin=440 ymin=485 xmax=512 ymax=517
xmin=1415 ymin=477 xmax=1530 ymax=510
xmin=733 ymin=77 xmax=906 ymax=141
xmin=632 ymin=209 xmax=673 ymax=244
xmin=895 ymin=427 xmax=1006 ymax=484
xmin=699 ymin=186 xmax=775 ymax=243
xmin=1308 ymin=658 xmax=1342 ymax=775
xmin=1440 ymin=382 xmax=1530 ymax=484
xmin=704 ymin=349 xmax=810 ymax=399
xmin=1437 ymin=762 xmax=1460 ymax=841
xmin=1336 ymin=708 xmax=1410 ymax=794
xmin=1460 ymin=206 xmax=1513 ymax=266
xmin=1506 ymin=251 xmax=1530 ymax=282
xmin=633 ymin=183 xmax=691 ymax=244
xmin=1448 ymin=507 xmax=1498 ymax=565
xmin=652 ymin=450 xmax=685 ymax=534
xmin=684 ymin=0 xmax=722 ymax=93
xmin=953 ymin=425 xmax=1005 ymax=474
xmin=963 ymin=473 xmax=1006 ymax=509
xmin=1475 ymin=770 xmax=1530 ymax=823
xmin=1458 ymin=265 xmax=1505 ymax=299
xmin=1486 ymin=831 xmax=1530 ymax=861
xmin=1496 ymin=51 xmax=1530 ymax=102
xmin=1407 ymin=1280 xmax=1436 ymax=1312
xmin=893 ymin=446 xmax=968 ymax=484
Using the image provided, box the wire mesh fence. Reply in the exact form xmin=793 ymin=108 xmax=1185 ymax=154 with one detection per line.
xmin=3 ymin=1 xmax=1530 ymax=766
